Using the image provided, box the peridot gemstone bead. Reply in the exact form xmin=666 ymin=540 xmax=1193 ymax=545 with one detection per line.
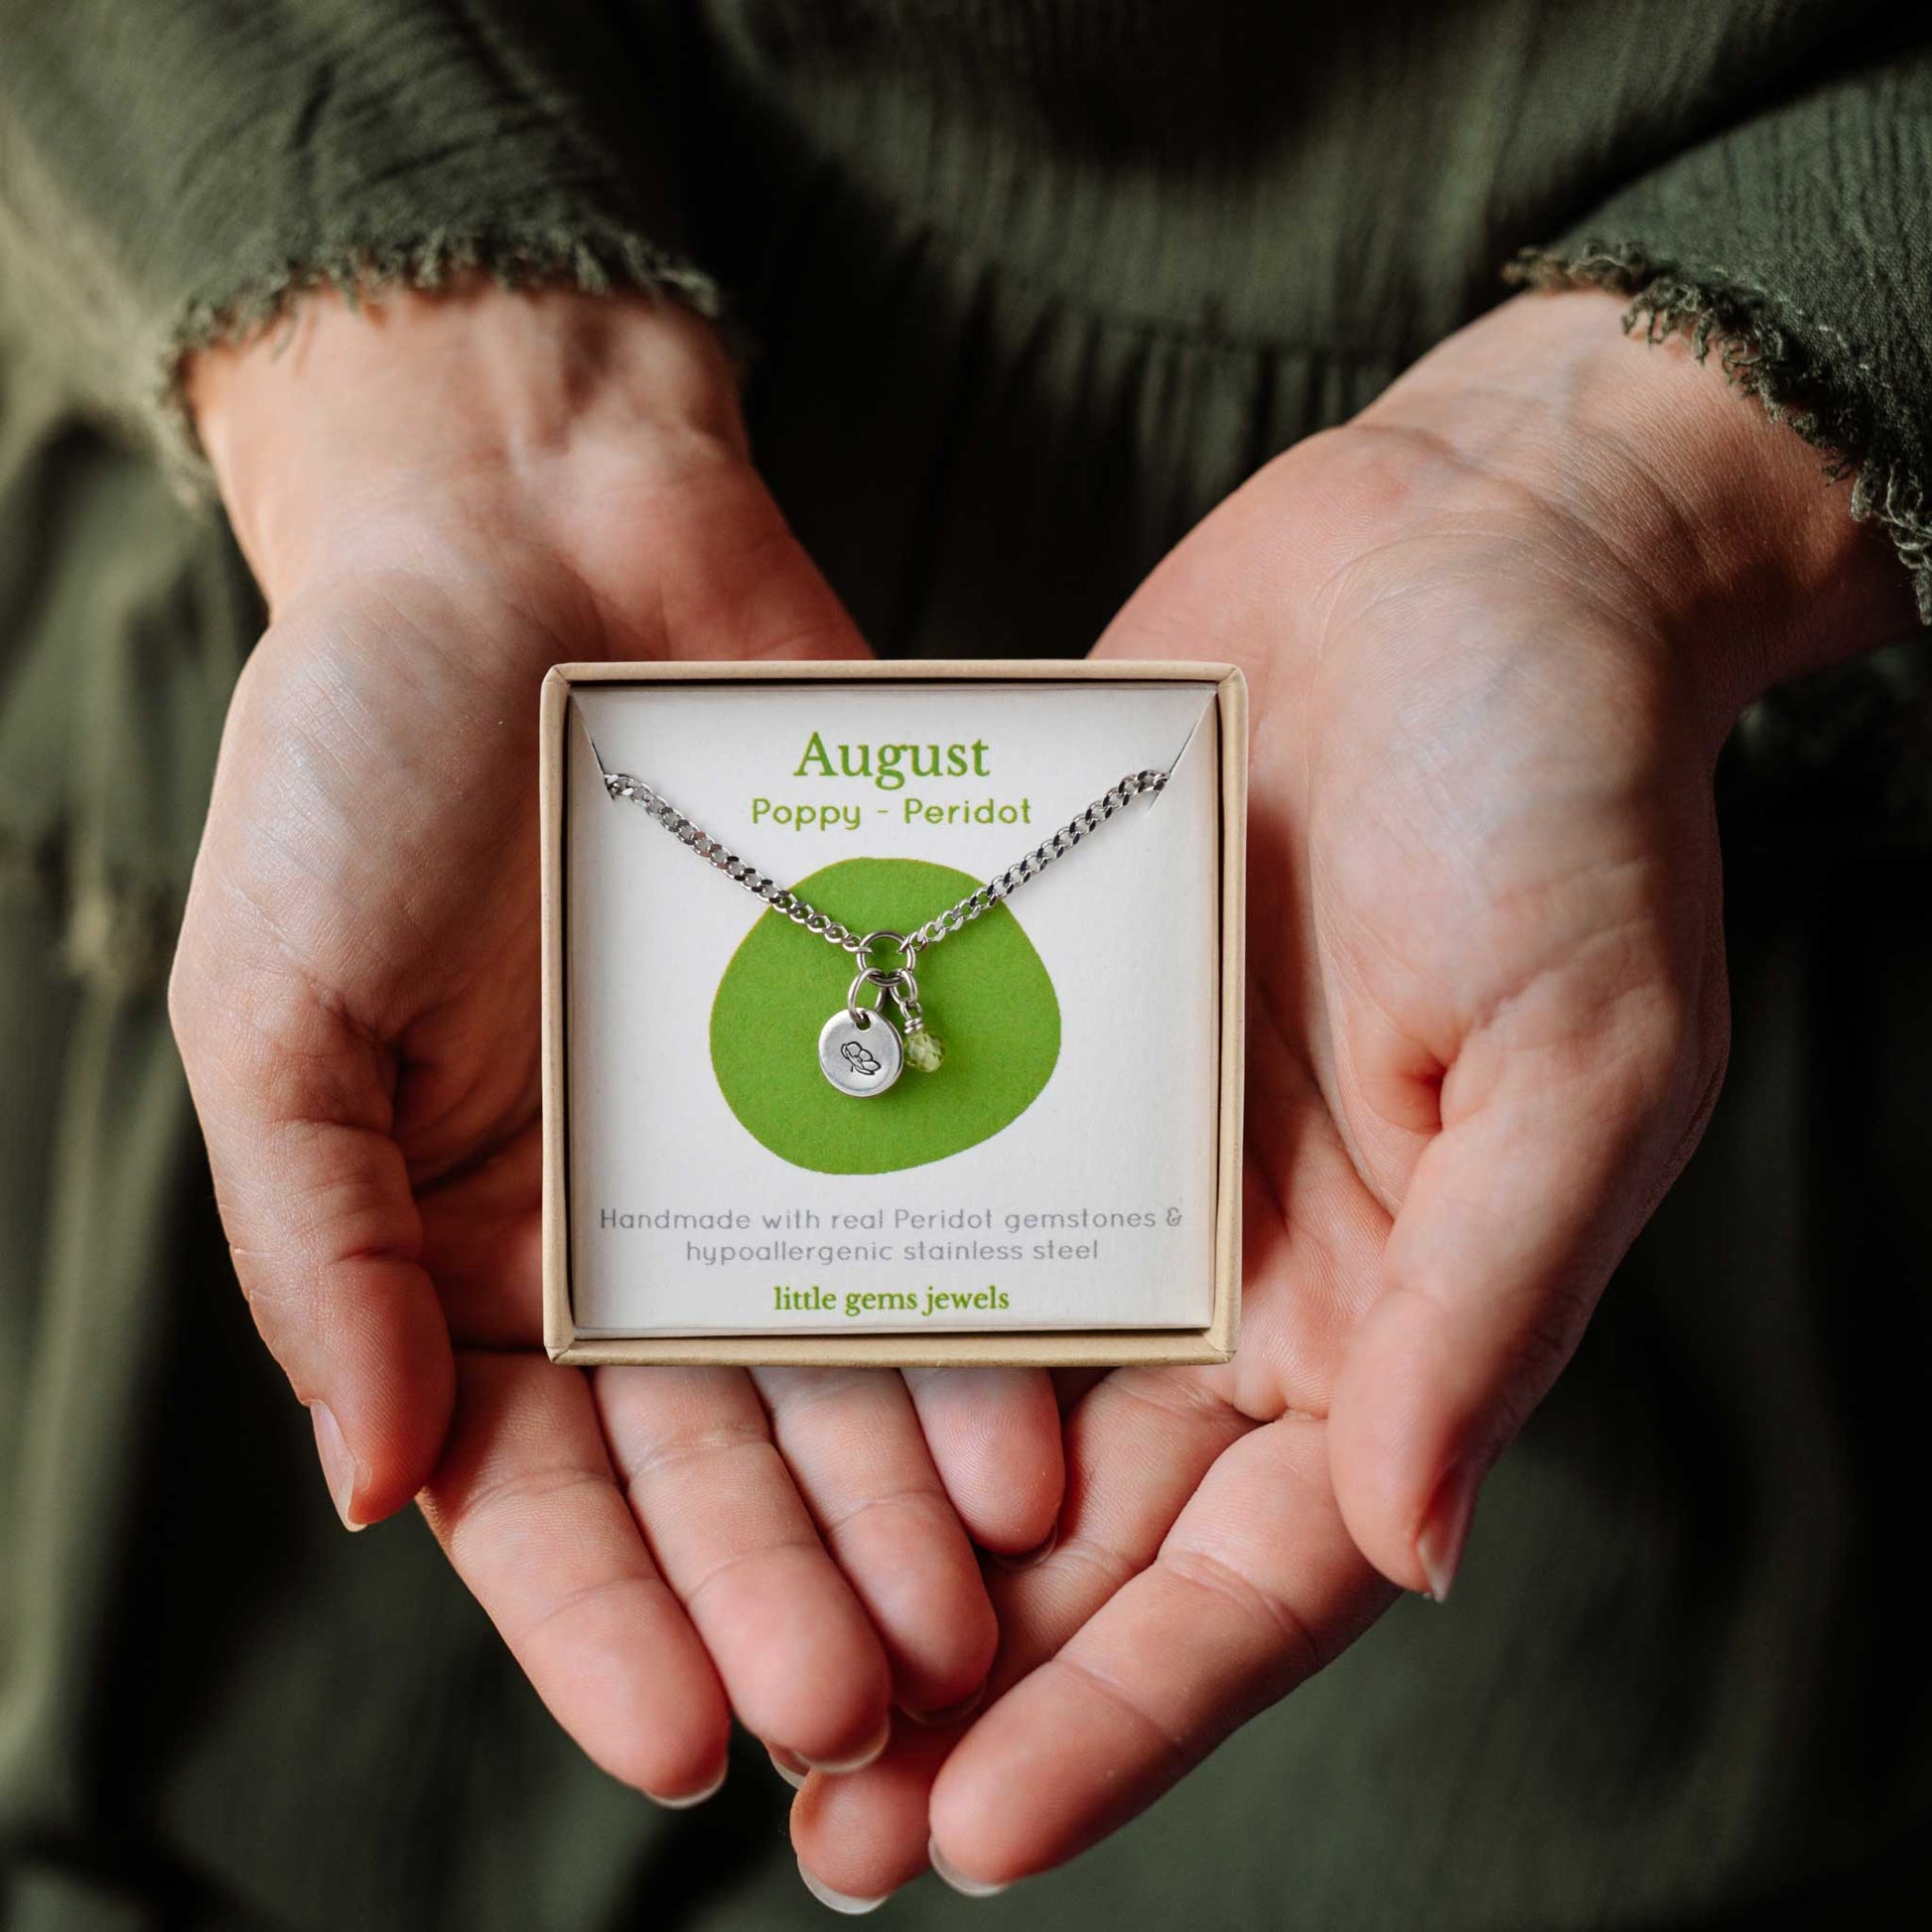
xmin=902 ymin=1027 xmax=944 ymax=1072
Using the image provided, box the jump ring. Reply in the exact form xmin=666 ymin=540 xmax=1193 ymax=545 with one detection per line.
xmin=845 ymin=971 xmax=888 ymax=1030
xmin=856 ymin=928 xmax=914 ymax=976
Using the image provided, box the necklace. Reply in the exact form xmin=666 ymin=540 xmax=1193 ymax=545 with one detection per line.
xmin=600 ymin=760 xmax=1169 ymax=1096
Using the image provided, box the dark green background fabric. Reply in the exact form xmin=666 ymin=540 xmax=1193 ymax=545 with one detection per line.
xmin=3 ymin=3 xmax=1930 ymax=1926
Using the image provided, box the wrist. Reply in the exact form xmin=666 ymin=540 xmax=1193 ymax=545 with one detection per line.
xmin=1358 ymin=290 xmax=1915 ymax=747
xmin=188 ymin=279 xmax=747 ymax=611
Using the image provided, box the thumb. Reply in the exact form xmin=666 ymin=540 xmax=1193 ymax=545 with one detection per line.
xmin=1325 ymin=971 xmax=1725 ymax=1600
xmin=170 ymin=946 xmax=455 ymax=1529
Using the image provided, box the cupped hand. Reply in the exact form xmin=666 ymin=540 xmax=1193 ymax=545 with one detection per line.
xmin=168 ymin=285 xmax=1063 ymax=1803
xmin=791 ymin=288 xmax=1916 ymax=1897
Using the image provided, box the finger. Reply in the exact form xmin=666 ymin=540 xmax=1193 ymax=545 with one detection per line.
xmin=1328 ymin=959 xmax=1724 ymax=1600
xmin=994 ymin=1368 xmax=1257 ymax=1650
xmin=790 ymin=1366 xmax=1250 ymax=1900
xmin=755 ymin=1368 xmax=999 ymax=1718
xmin=595 ymin=1365 xmax=895 ymax=1768
xmin=170 ymin=949 xmax=453 ymax=1526
xmin=927 ymin=1418 xmax=1388 ymax=1887
xmin=417 ymin=1351 xmax=731 ymax=1803
xmin=791 ymin=1724 xmax=958 ymax=1906
xmin=899 ymin=1368 xmax=1065 ymax=1556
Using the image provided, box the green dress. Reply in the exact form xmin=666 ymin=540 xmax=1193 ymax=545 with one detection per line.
xmin=3 ymin=4 xmax=1930 ymax=1926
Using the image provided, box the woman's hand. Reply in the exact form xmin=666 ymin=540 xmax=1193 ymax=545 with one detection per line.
xmin=790 ymin=289 xmax=1915 ymax=1899
xmin=169 ymin=284 xmax=1063 ymax=1804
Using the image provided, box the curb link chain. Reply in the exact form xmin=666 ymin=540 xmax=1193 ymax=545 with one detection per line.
xmin=602 ymin=765 xmax=1170 ymax=960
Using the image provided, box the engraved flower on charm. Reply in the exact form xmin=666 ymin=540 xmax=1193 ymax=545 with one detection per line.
xmin=841 ymin=1038 xmax=883 ymax=1076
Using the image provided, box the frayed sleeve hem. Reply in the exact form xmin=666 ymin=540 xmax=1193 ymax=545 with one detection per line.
xmin=1507 ymin=242 xmax=1931 ymax=627
xmin=153 ymin=219 xmax=727 ymax=497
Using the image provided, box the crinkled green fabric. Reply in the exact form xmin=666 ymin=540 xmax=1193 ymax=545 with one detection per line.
xmin=3 ymin=3 xmax=1931 ymax=1927
xmin=1510 ymin=42 xmax=1932 ymax=622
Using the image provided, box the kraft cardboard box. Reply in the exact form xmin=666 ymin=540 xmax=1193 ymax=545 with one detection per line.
xmin=541 ymin=659 xmax=1246 ymax=1366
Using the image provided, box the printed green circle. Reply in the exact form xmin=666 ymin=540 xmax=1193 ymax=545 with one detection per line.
xmin=710 ymin=859 xmax=1060 ymax=1174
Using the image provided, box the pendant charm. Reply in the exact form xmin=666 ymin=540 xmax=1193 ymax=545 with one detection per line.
xmin=819 ymin=1007 xmax=902 ymax=1096
xmin=820 ymin=934 xmax=943 ymax=1096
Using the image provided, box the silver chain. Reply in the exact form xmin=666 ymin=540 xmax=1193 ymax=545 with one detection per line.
xmin=601 ymin=764 xmax=1169 ymax=960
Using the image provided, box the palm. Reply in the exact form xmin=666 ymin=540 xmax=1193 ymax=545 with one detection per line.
xmin=173 ymin=444 xmax=1065 ymax=1801
xmin=791 ymin=417 xmax=1730 ymax=1890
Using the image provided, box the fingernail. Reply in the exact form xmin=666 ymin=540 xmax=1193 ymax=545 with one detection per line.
xmin=929 ymin=1837 xmax=1010 ymax=1898
xmin=802 ymin=1716 xmax=891 ymax=1775
xmin=989 ymin=1521 xmax=1058 ymax=1573
xmin=768 ymin=1745 xmax=808 ymax=1790
xmin=1417 ymin=1460 xmax=1479 ymax=1602
xmin=308 ymin=1403 xmax=364 ymax=1531
xmin=796 ymin=1858 xmax=889 ymax=1915
xmin=903 ymin=1681 xmax=987 ymax=1727
xmin=652 ymin=1762 xmax=727 ymax=1810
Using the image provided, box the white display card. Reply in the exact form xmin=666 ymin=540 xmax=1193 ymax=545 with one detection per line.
xmin=564 ymin=677 xmax=1221 ymax=1335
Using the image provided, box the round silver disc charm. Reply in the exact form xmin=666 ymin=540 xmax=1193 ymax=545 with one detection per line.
xmin=818 ymin=1009 xmax=902 ymax=1096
